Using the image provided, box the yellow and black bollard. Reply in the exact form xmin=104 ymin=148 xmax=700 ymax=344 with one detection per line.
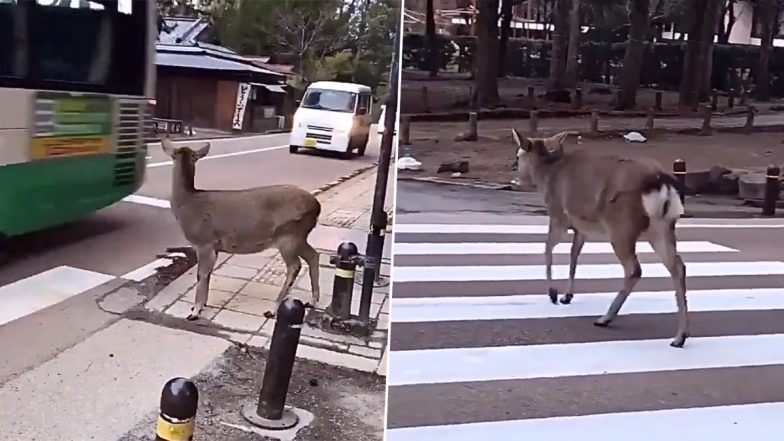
xmin=326 ymin=242 xmax=360 ymax=320
xmin=155 ymin=377 xmax=199 ymax=441
xmin=242 ymin=298 xmax=305 ymax=430
xmin=762 ymin=165 xmax=781 ymax=217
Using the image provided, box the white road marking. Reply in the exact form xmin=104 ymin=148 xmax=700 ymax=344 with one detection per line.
xmin=385 ymin=401 xmax=784 ymax=441
xmin=390 ymin=288 xmax=784 ymax=323
xmin=121 ymin=258 xmax=173 ymax=282
xmin=147 ymin=144 xmax=287 ymax=168
xmin=393 ymin=241 xmax=737 ymax=255
xmin=121 ymin=194 xmax=170 ymax=208
xmin=393 ymin=261 xmax=784 ymax=283
xmin=388 ymin=333 xmax=784 ymax=386
xmin=0 ymin=266 xmax=115 ymax=326
xmin=394 ymin=223 xmax=784 ymax=234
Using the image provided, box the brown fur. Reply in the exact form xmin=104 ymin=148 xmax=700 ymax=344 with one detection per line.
xmin=512 ymin=130 xmax=690 ymax=348
xmin=162 ymin=138 xmax=322 ymax=320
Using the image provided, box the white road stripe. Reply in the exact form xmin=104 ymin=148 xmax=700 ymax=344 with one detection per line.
xmin=121 ymin=194 xmax=171 ymax=208
xmin=393 ymin=241 xmax=737 ymax=255
xmin=385 ymin=401 xmax=784 ymax=441
xmin=395 ymin=223 xmax=784 ymax=234
xmin=121 ymin=258 xmax=173 ymax=282
xmin=390 ymin=288 xmax=784 ymax=323
xmin=393 ymin=261 xmax=784 ymax=283
xmin=0 ymin=266 xmax=115 ymax=326
xmin=147 ymin=144 xmax=287 ymax=168
xmin=388 ymin=333 xmax=784 ymax=386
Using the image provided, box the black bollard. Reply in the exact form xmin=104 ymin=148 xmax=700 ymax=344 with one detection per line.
xmin=155 ymin=378 xmax=199 ymax=441
xmin=673 ymin=159 xmax=687 ymax=205
xmin=762 ymin=165 xmax=781 ymax=216
xmin=327 ymin=242 xmax=359 ymax=320
xmin=654 ymin=91 xmax=663 ymax=111
xmin=242 ymin=298 xmax=305 ymax=430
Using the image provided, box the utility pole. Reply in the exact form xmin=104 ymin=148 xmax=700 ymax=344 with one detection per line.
xmin=357 ymin=11 xmax=401 ymax=324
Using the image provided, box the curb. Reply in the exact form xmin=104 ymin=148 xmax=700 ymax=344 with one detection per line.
xmin=149 ymin=130 xmax=291 ymax=144
xmin=399 ymin=175 xmax=780 ymax=219
xmin=311 ymin=164 xmax=379 ymax=197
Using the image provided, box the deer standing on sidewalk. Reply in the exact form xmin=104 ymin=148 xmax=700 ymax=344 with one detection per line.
xmin=162 ymin=139 xmax=322 ymax=321
xmin=512 ymin=130 xmax=689 ymax=347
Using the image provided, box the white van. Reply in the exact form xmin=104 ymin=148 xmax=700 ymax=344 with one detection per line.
xmin=289 ymin=81 xmax=374 ymax=159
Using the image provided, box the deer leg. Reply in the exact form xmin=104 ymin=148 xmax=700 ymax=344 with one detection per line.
xmin=595 ymin=234 xmax=640 ymax=327
xmin=545 ymin=220 xmax=569 ymax=304
xmin=649 ymin=223 xmax=689 ymax=348
xmin=561 ymin=229 xmax=585 ymax=305
xmin=299 ymin=242 xmax=321 ymax=307
xmin=187 ymin=246 xmax=218 ymax=321
xmin=264 ymin=242 xmax=303 ymax=318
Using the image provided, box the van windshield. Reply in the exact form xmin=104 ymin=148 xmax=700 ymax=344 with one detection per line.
xmin=300 ymin=88 xmax=357 ymax=113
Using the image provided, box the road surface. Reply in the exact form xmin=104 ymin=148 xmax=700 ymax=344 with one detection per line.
xmin=386 ymin=182 xmax=784 ymax=440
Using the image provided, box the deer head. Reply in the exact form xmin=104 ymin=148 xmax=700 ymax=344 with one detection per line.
xmin=161 ymin=138 xmax=211 ymax=195
xmin=511 ymin=130 xmax=568 ymax=186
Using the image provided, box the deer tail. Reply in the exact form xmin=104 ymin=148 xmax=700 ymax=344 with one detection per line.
xmin=641 ymin=173 xmax=684 ymax=221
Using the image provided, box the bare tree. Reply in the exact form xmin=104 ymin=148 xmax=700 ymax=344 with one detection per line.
xmin=547 ymin=0 xmax=571 ymax=96
xmin=426 ymin=0 xmax=438 ymax=77
xmin=498 ymin=0 xmax=516 ymax=77
xmin=564 ymin=0 xmax=581 ymax=87
xmin=756 ymin=0 xmax=779 ymax=101
xmin=274 ymin=6 xmax=343 ymax=82
xmin=678 ymin=0 xmax=722 ymax=108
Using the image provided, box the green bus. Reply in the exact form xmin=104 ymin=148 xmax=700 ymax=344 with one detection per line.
xmin=0 ymin=0 xmax=155 ymax=238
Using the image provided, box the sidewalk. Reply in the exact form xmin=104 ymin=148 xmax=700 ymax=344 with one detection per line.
xmin=146 ymin=164 xmax=395 ymax=376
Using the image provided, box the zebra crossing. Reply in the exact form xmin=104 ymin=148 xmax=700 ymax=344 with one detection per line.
xmin=386 ymin=221 xmax=784 ymax=440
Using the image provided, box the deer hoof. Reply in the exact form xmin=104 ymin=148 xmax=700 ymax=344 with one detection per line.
xmin=186 ymin=312 xmax=200 ymax=321
xmin=670 ymin=334 xmax=688 ymax=348
xmin=547 ymin=287 xmax=558 ymax=304
xmin=263 ymin=311 xmax=276 ymax=319
xmin=559 ymin=293 xmax=574 ymax=304
xmin=593 ymin=317 xmax=611 ymax=327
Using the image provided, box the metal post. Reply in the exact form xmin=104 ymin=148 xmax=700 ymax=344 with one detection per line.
xmin=400 ymin=116 xmax=411 ymax=145
xmin=421 ymin=86 xmax=429 ymax=112
xmin=155 ymin=378 xmax=199 ymax=441
xmin=762 ymin=165 xmax=781 ymax=216
xmin=745 ymin=105 xmax=755 ymax=133
xmin=327 ymin=242 xmax=359 ymax=320
xmin=242 ymin=298 xmax=305 ymax=430
xmin=711 ymin=89 xmax=718 ymax=111
xmin=699 ymin=104 xmax=712 ymax=135
xmin=645 ymin=107 xmax=655 ymax=130
xmin=527 ymin=86 xmax=536 ymax=107
xmin=467 ymin=111 xmax=478 ymax=141
xmin=728 ymin=89 xmax=735 ymax=108
xmin=374 ymin=212 xmax=389 ymax=284
xmin=654 ymin=91 xmax=663 ymax=111
xmin=673 ymin=159 xmax=687 ymax=205
xmin=359 ymin=13 xmax=400 ymax=325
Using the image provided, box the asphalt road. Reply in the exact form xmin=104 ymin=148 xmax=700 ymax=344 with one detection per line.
xmin=386 ymin=181 xmax=784 ymax=439
xmin=0 ymin=129 xmax=382 ymax=287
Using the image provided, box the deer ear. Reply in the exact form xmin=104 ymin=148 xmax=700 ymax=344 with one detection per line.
xmin=551 ymin=131 xmax=569 ymax=146
xmin=194 ymin=142 xmax=210 ymax=159
xmin=161 ymin=138 xmax=176 ymax=157
xmin=511 ymin=129 xmax=531 ymax=152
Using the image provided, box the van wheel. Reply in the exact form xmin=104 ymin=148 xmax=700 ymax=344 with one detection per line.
xmin=289 ymin=145 xmax=298 ymax=154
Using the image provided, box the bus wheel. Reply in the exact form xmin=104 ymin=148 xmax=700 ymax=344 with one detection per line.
xmin=289 ymin=145 xmax=298 ymax=154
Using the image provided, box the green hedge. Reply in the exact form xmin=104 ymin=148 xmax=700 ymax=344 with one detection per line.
xmin=403 ymin=34 xmax=784 ymax=97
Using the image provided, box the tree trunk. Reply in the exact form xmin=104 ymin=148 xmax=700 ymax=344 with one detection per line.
xmin=564 ymin=0 xmax=581 ymax=87
xmin=498 ymin=0 xmax=514 ymax=77
xmin=547 ymin=0 xmax=571 ymax=92
xmin=426 ymin=0 xmax=438 ymax=77
xmin=678 ymin=0 xmax=708 ymax=107
xmin=475 ymin=0 xmax=501 ymax=107
xmin=697 ymin=0 xmax=723 ymax=102
xmin=616 ymin=0 xmax=651 ymax=110
xmin=756 ymin=1 xmax=776 ymax=101
xmin=717 ymin=0 xmax=737 ymax=44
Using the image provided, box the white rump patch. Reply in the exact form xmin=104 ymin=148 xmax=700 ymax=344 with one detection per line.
xmin=642 ymin=184 xmax=684 ymax=220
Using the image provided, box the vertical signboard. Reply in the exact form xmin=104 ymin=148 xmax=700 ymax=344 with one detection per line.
xmin=232 ymin=82 xmax=252 ymax=131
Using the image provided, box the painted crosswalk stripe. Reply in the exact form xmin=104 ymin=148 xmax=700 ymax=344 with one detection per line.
xmin=390 ymin=288 xmax=784 ymax=323
xmin=393 ymin=261 xmax=784 ymax=283
xmin=0 ymin=266 xmax=115 ymax=326
xmin=393 ymin=241 xmax=737 ymax=255
xmin=395 ymin=223 xmax=784 ymax=234
xmin=388 ymin=333 xmax=784 ymax=386
xmin=385 ymin=401 xmax=784 ymax=441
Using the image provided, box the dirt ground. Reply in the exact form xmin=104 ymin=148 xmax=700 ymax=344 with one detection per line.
xmin=401 ymin=123 xmax=784 ymax=188
xmin=119 ymin=345 xmax=386 ymax=441
xmin=400 ymin=70 xmax=782 ymax=115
